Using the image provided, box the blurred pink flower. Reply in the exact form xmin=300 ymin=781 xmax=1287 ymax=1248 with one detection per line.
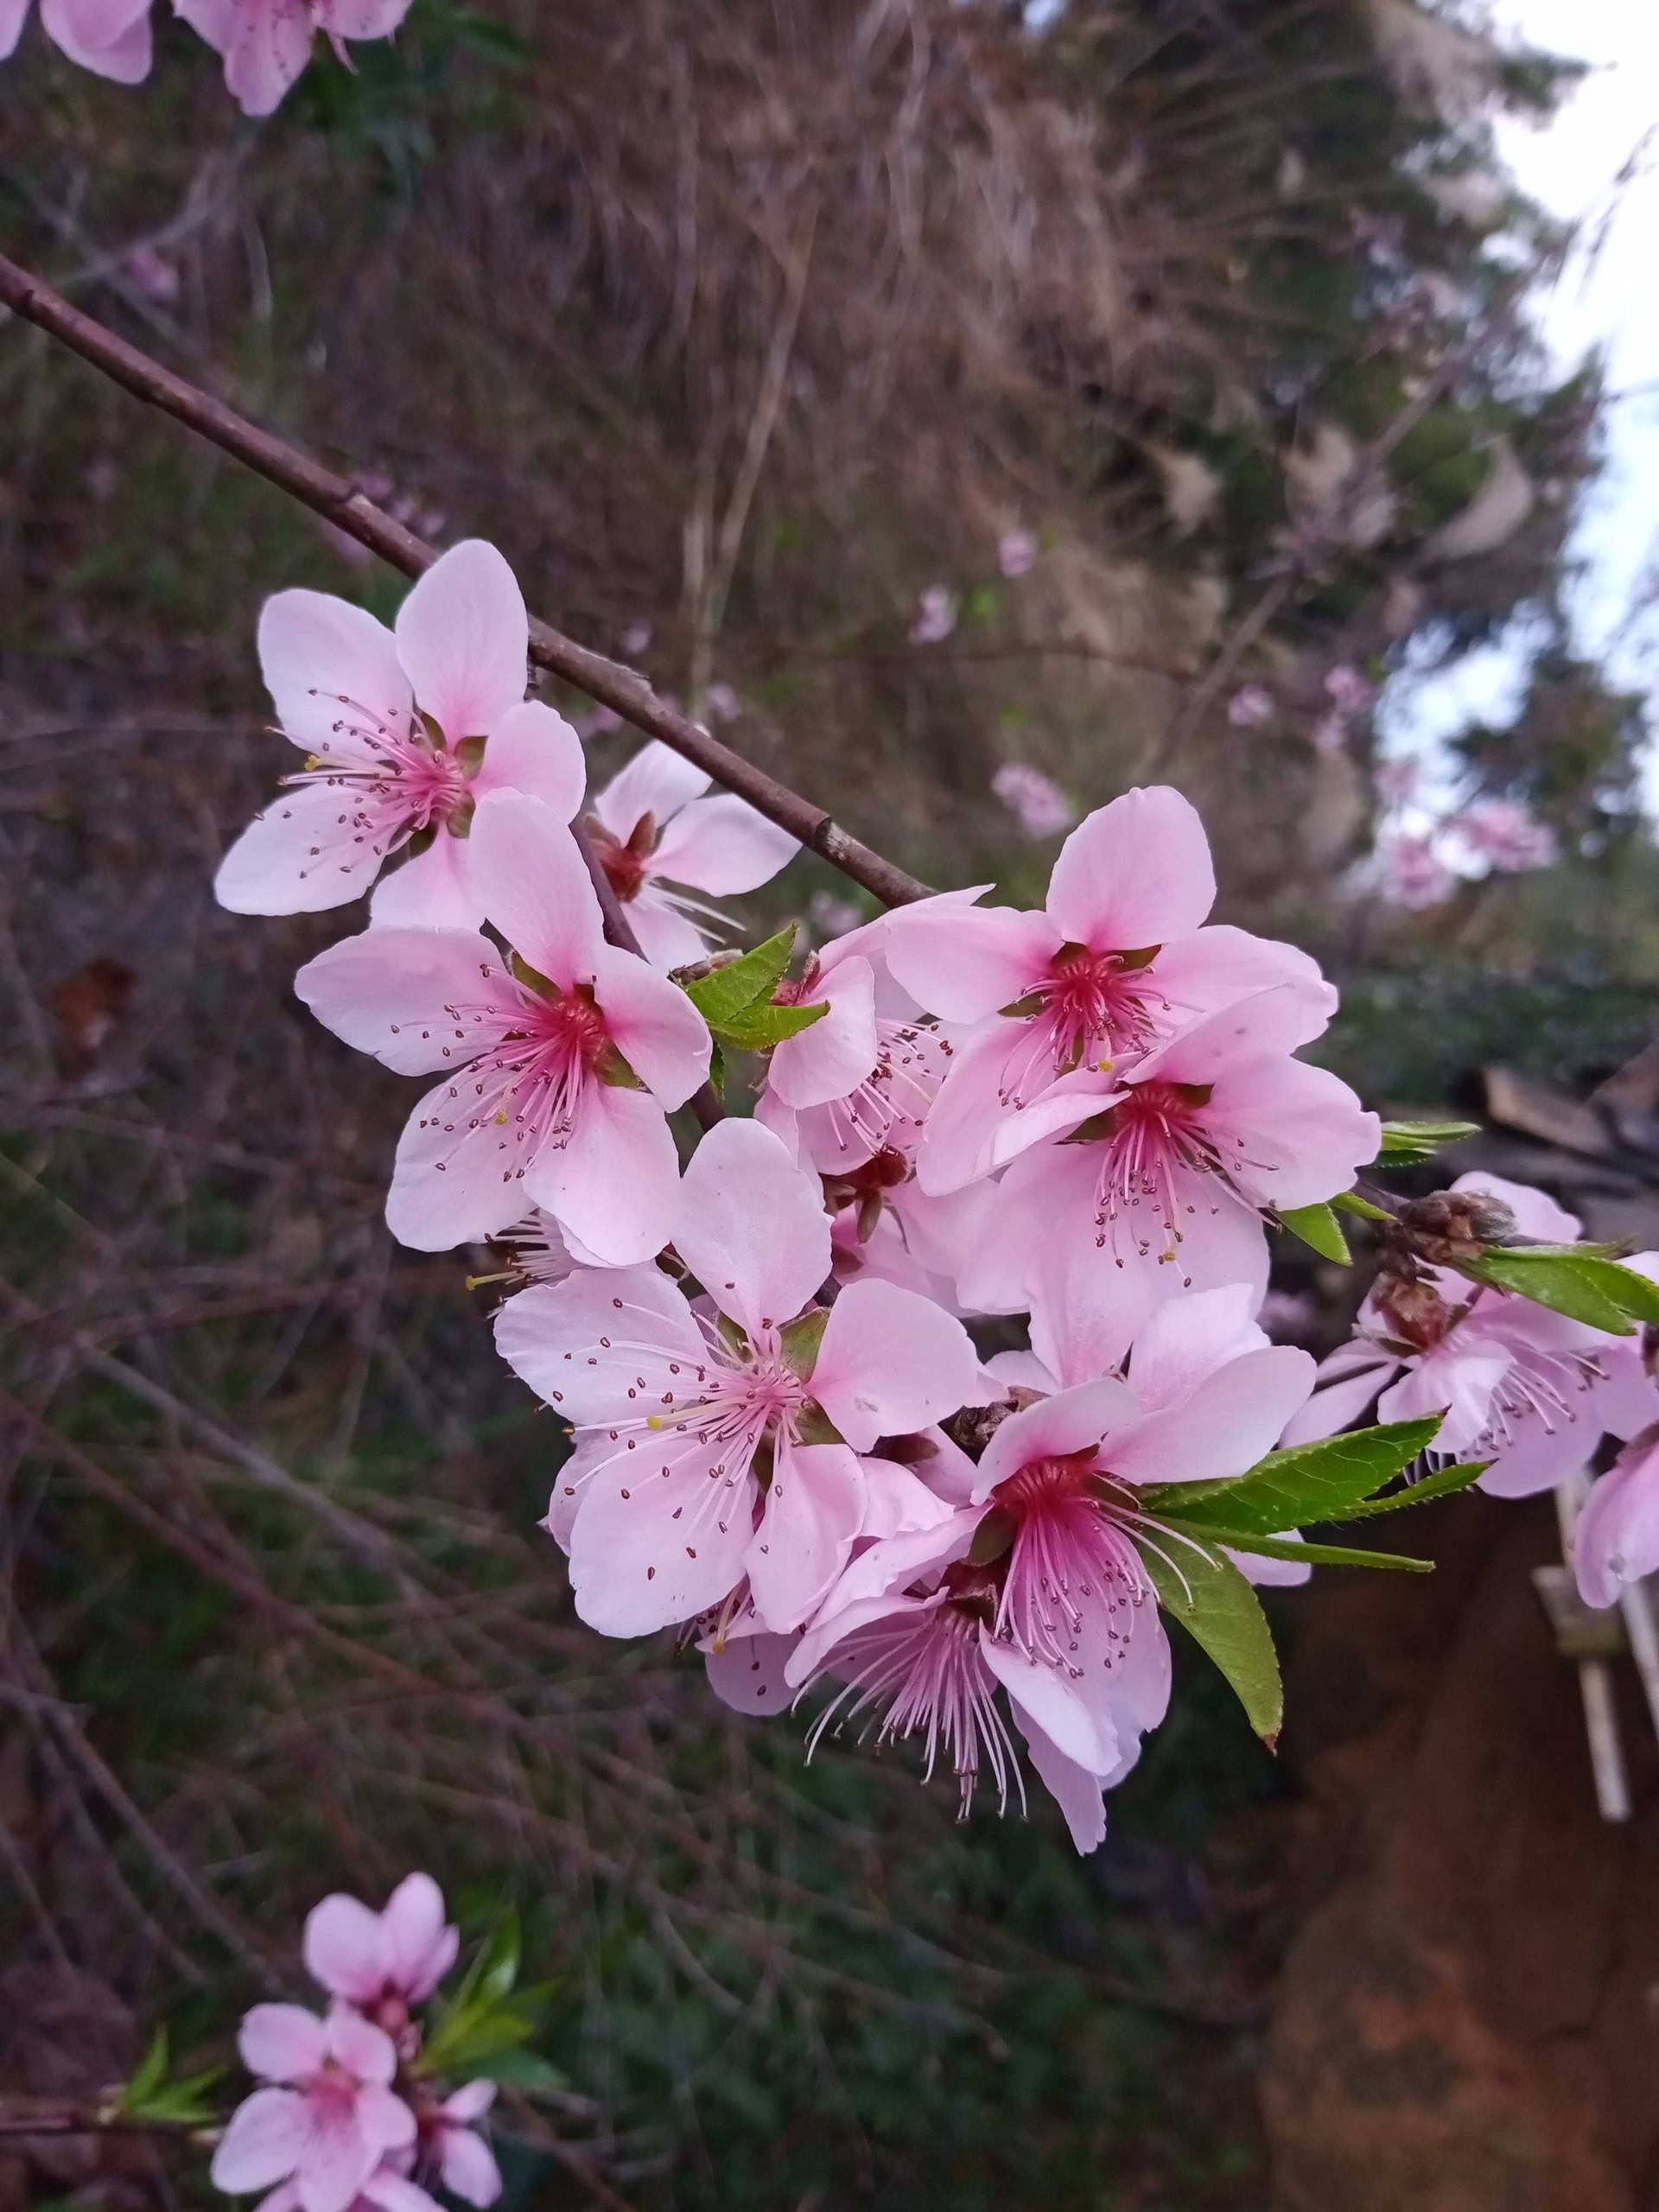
xmin=807 ymin=888 xmax=865 ymax=940
xmin=1377 ymin=831 xmax=1453 ymax=910
xmin=1457 ymin=796 xmax=1557 ymax=873
xmin=1577 ymin=1424 xmax=1659 ymax=1609
xmin=123 ymin=242 xmax=179 ymax=301
xmin=1226 ymin=683 xmax=1274 ymax=729
xmin=1323 ymin=664 xmax=1375 ymax=716
xmin=703 ymin=681 xmax=741 ymax=722
xmin=997 ymin=529 xmax=1037 ymax=578
xmin=295 ymin=793 xmax=710 ymax=1261
xmin=1309 ymin=712 xmax=1348 ymax=760
xmin=210 ymin=2005 xmax=414 ymax=2212
xmin=909 ymin=584 xmax=957 ymax=645
xmin=174 ymin=0 xmax=414 ymax=117
xmin=991 ymin=762 xmax=1075 ymax=838
xmin=425 ymin=2082 xmax=503 ymax=2209
xmin=620 ymin=620 xmax=652 ymax=656
xmin=1375 ymin=757 xmax=1420 ymax=804
xmin=0 ymin=0 xmax=150 ymax=79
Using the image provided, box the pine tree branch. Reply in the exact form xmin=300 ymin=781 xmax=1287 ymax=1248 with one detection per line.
xmin=0 ymin=251 xmax=930 ymax=910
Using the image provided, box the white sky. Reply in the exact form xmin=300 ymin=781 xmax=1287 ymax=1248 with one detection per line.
xmin=1383 ymin=0 xmax=1659 ymax=810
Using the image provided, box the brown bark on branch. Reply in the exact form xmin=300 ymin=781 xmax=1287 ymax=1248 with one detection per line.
xmin=0 ymin=251 xmax=929 ymax=909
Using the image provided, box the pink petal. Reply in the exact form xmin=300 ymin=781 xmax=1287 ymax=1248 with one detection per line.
xmin=386 ymin=1077 xmax=535 ymax=1251
xmin=353 ymin=2084 xmax=416 ymax=2152
xmin=673 ymin=1119 xmax=830 ymax=1335
xmin=524 ymin=1082 xmax=680 ymax=1267
xmin=1576 ymin=1445 xmax=1659 ymax=1608
xmin=325 ymin=2006 xmax=397 ymax=2085
xmin=1045 ymin=787 xmax=1216 ymax=951
xmin=1378 ymin=1347 xmax=1510 ymax=1458
xmin=473 ymin=700 xmax=586 ymax=823
xmin=788 ymin=1588 xmax=938 ymax=1688
xmin=765 ymin=957 xmax=879 ymax=1110
xmin=378 ymin=1872 xmax=449 ymax=1997
xmin=883 ymin=897 xmax=1058 ymax=1023
xmin=320 ymin=0 xmax=414 ymax=35
xmin=211 ymin=2088 xmax=311 ymax=2194
xmin=361 ymin=2174 xmax=444 ymax=2212
xmin=470 ymin=794 xmax=602 ymax=988
xmin=589 ymin=944 xmax=711 ymax=1107
xmin=1475 ymin=1407 xmax=1602 ymax=1499
xmin=0 ymin=0 xmax=30 ymax=61
xmin=441 ymin=2081 xmax=497 ymax=2125
xmin=809 ymin=1279 xmax=977 ymax=1452
xmin=953 ymin=1141 xmax=1093 ymax=1314
xmin=238 ymin=2004 xmax=328 ymax=2082
xmin=171 ymin=0 xmax=227 ymax=50
xmin=296 ymin=2107 xmax=378 ymax=2212
xmin=793 ymin=1513 xmax=978 ymax=1654
xmin=1278 ymin=1357 xmax=1395 ymax=1446
xmin=302 ymin=1896 xmax=385 ymax=2004
xmin=1020 ymin=1726 xmax=1108 ymax=1854
xmin=860 ymin=1454 xmax=959 ymax=1538
xmin=592 ymin=741 xmax=711 ymax=842
xmin=222 ymin=0 xmax=315 ymax=111
xmin=648 ymin=793 xmax=798 ymax=894
xmin=568 ymin=1427 xmax=753 ymax=1636
xmin=1132 ymin=986 xmax=1323 ymax=1088
xmin=747 ymin=1440 xmax=868 ymax=1632
xmin=973 ymin=1379 xmax=1135 ymax=1499
xmin=368 ymin=831 xmax=481 ymax=930
xmin=982 ymin=1630 xmax=1115 ymax=1774
xmin=1206 ymin=1055 xmax=1380 ymax=1211
xmin=1107 ymin=1346 xmax=1315 ymax=1486
xmin=394 ymin=541 xmax=527 ymax=745
xmin=1148 ymin=924 xmax=1336 ymax=1046
xmin=493 ymin=1266 xmax=705 ymax=1424
xmin=41 ymin=0 xmax=149 ymax=73
xmin=1029 ymin=1232 xmax=1197 ymax=1392
xmin=1121 ymin=1285 xmax=1266 ymax=1412
xmin=216 ymin=781 xmax=401 ymax=916
xmin=1230 ymin=1537 xmax=1313 ymax=1588
xmin=912 ymin=1024 xmax=1032 ymax=1195
xmin=705 ymin=1627 xmax=801 ymax=1717
xmin=620 ymin=890 xmax=709 ymax=972
xmin=295 ymin=926 xmax=513 ymax=1075
xmin=439 ymin=2125 xmax=504 ymax=2209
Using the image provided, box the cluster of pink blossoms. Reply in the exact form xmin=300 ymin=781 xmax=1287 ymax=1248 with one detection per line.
xmin=216 ymin=540 xmax=1409 ymax=1853
xmin=1 ymin=0 xmax=413 ymax=114
xmin=211 ymin=1875 xmax=499 ymax=2212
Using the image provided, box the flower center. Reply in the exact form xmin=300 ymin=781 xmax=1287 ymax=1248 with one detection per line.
xmin=1037 ymin=944 xmax=1164 ymax=1073
xmin=988 ymin=1451 xmax=1147 ymax=1669
xmin=587 ymin=812 xmax=657 ymax=903
xmin=1076 ymin=1077 xmax=1237 ymax=1274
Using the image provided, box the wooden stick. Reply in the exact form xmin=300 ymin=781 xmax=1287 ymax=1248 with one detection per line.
xmin=0 ymin=251 xmax=929 ymax=910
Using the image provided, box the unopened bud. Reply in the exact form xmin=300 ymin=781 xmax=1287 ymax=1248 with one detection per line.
xmin=1395 ymin=1188 xmax=1516 ymax=1268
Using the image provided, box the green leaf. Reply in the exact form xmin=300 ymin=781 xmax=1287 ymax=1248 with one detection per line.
xmin=1277 ymin=1201 xmax=1351 ymax=1263
xmin=681 ymin=927 xmax=798 ymax=1026
xmin=475 ymin=1910 xmax=521 ymax=2005
xmin=465 ymin=2048 xmax=569 ymax=2094
xmin=133 ymin=2069 xmax=225 ymax=2125
xmin=712 ymin=998 xmax=829 ymax=1049
xmin=119 ymin=2028 xmax=169 ymax=2113
xmin=1375 ymin=1118 xmax=1482 ymax=1164
xmin=1139 ymin=1540 xmax=1282 ymax=1744
xmin=1336 ymin=1459 xmax=1489 ymax=1519
xmin=1138 ymin=1416 xmax=1443 ymax=1537
xmin=1164 ymin=1522 xmax=1433 ymax=1572
xmin=1460 ymin=1249 xmax=1651 ymax=1334
xmin=779 ymin=1310 xmax=829 ymax=1376
xmin=1332 ymin=1190 xmax=1392 ymax=1223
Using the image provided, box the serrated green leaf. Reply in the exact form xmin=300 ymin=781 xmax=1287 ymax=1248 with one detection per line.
xmin=1332 ymin=1190 xmax=1392 ymax=1222
xmin=1461 ymin=1249 xmax=1641 ymax=1334
xmin=1137 ymin=1416 xmax=1443 ymax=1536
xmin=713 ymin=998 xmax=829 ymax=1048
xmin=1170 ymin=1523 xmax=1433 ymax=1572
xmin=682 ymin=927 xmax=798 ymax=1026
xmin=1336 ymin=1459 xmax=1489 ymax=1519
xmin=1277 ymin=1201 xmax=1351 ymax=1263
xmin=1139 ymin=1540 xmax=1282 ymax=1744
xmin=119 ymin=2027 xmax=168 ymax=2113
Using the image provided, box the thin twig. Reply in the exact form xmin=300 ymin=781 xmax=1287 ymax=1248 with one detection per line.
xmin=0 ymin=251 xmax=929 ymax=910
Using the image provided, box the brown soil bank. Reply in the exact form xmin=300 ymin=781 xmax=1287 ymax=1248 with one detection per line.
xmin=1262 ymin=1493 xmax=1659 ymax=2211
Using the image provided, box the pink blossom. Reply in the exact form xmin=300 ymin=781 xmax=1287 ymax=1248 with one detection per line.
xmin=1457 ymin=796 xmax=1557 ymax=873
xmin=1309 ymin=713 xmax=1348 ymax=760
xmin=251 ymin=2175 xmax=440 ymax=2212
xmin=886 ymin=788 xmax=1337 ymax=1198
xmin=702 ymin=681 xmax=741 ymax=722
xmin=173 ymin=0 xmax=414 ymax=118
xmin=1376 ymin=830 xmax=1453 ymax=910
xmin=493 ymin=1119 xmax=979 ymax=1638
xmin=909 ymin=584 xmax=957 ymax=645
xmin=210 ymin=2004 xmax=415 ymax=2212
xmin=806 ymin=889 xmax=865 ymax=942
xmin=1226 ymin=684 xmax=1274 ymax=730
xmin=1285 ymin=1175 xmax=1658 ymax=1497
xmin=991 ymin=762 xmax=1076 ymax=839
xmin=826 ymin=1153 xmax=995 ymax=1314
xmin=1575 ymin=1424 xmax=1659 ymax=1609
xmin=216 ymin=541 xmax=584 ymax=928
xmin=0 ymin=0 xmax=150 ymax=79
xmin=295 ymin=793 xmax=710 ymax=1261
xmin=584 ymin=741 xmax=798 ymax=969
xmin=124 ymin=243 xmax=179 ymax=302
xmin=997 ymin=530 xmax=1038 ymax=579
xmin=620 ymin=620 xmax=652 ymax=657
xmin=1323 ymin=664 xmax=1375 ymax=717
xmin=959 ymin=988 xmax=1379 ymax=1361
xmin=303 ymin=1872 xmax=458 ymax=2024
xmin=753 ymin=906 xmax=969 ymax=1174
xmin=423 ymin=2082 xmax=502 ymax=2209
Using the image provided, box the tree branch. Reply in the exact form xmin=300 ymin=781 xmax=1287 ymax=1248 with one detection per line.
xmin=0 ymin=251 xmax=929 ymax=910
